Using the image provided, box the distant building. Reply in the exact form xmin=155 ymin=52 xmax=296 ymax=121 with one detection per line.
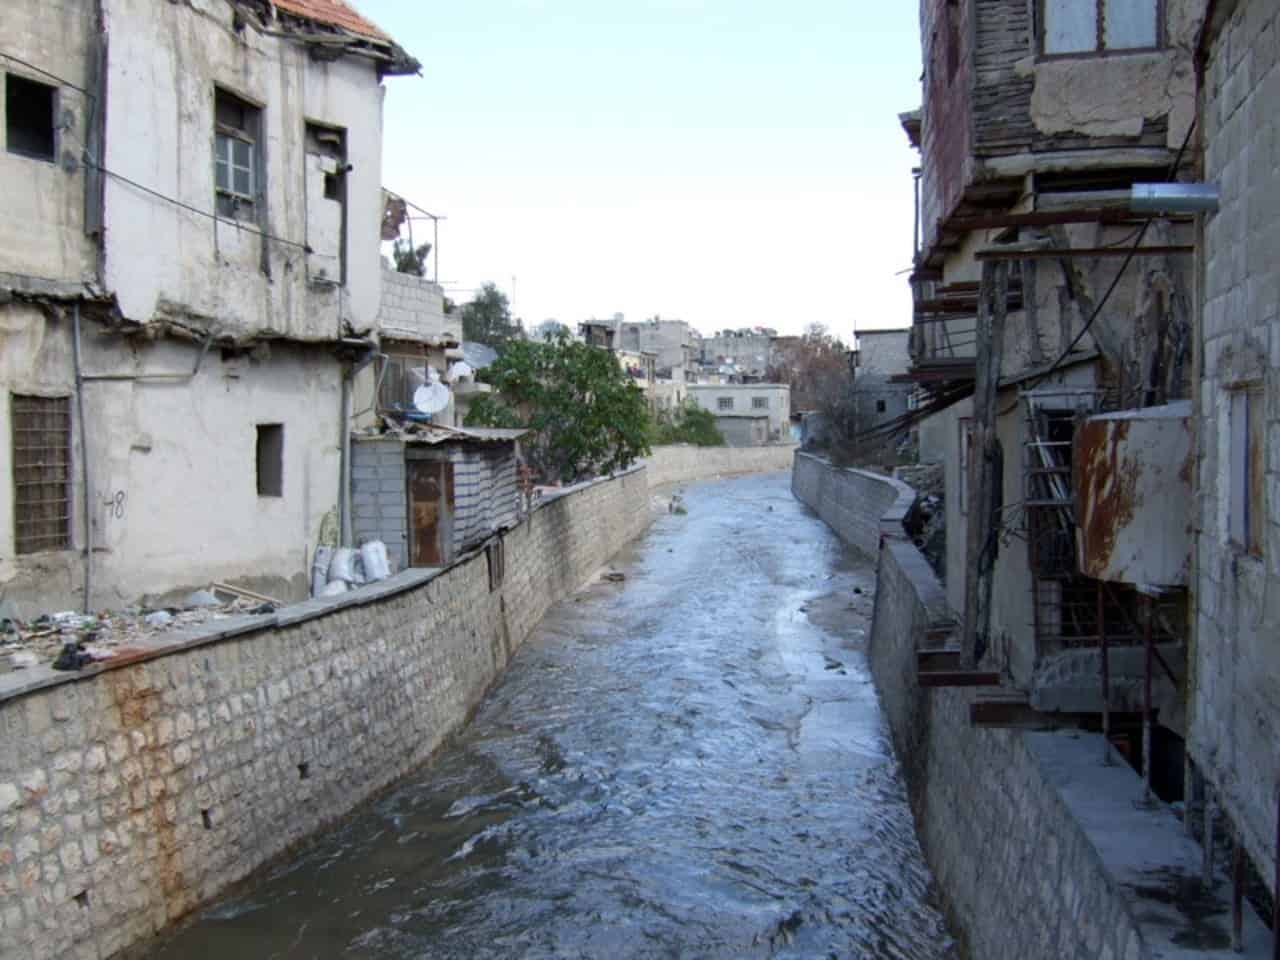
xmin=699 ymin=328 xmax=778 ymax=380
xmin=850 ymin=329 xmax=913 ymax=434
xmin=617 ymin=317 xmax=699 ymax=383
xmin=688 ymin=383 xmax=790 ymax=445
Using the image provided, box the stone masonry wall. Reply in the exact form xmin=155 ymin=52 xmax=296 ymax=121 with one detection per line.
xmin=795 ymin=454 xmax=1150 ymax=960
xmin=644 ymin=442 xmax=797 ymax=488
xmin=0 ymin=467 xmax=650 ymax=960
xmin=790 ymin=451 xmax=914 ymax=558
xmin=1192 ymin=0 xmax=1280 ymax=895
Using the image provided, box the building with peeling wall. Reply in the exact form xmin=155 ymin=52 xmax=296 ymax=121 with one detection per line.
xmin=0 ymin=0 xmax=417 ymax=617
xmin=1189 ymin=0 xmax=1280 ymax=917
xmin=901 ymin=0 xmax=1204 ymax=801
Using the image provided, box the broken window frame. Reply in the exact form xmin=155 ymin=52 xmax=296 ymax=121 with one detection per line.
xmin=5 ymin=72 xmax=58 ymax=163
xmin=1228 ymin=384 xmax=1264 ymax=557
xmin=11 ymin=394 xmax=73 ymax=554
xmin=213 ymin=88 xmax=262 ymax=221
xmin=1037 ymin=0 xmax=1163 ymax=59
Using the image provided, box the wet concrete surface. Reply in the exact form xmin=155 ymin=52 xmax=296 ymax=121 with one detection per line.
xmin=151 ymin=472 xmax=958 ymax=959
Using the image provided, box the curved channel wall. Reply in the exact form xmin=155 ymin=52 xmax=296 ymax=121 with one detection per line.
xmin=791 ymin=451 xmax=1152 ymax=960
xmin=0 ymin=444 xmax=795 ymax=960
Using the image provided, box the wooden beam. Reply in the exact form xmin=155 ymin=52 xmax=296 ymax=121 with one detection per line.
xmin=975 ymin=244 xmax=1194 ymax=261
xmin=919 ymin=671 xmax=1003 ymax=688
xmin=917 ymin=649 xmax=962 ymax=672
xmin=946 ymin=208 xmax=1152 ymax=232
xmin=960 ymin=260 xmax=1007 ymax=669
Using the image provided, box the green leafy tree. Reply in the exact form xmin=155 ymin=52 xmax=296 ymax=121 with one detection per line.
xmin=466 ymin=333 xmax=651 ymax=482
xmin=649 ymin=400 xmax=724 ymax=446
xmin=461 ymin=282 xmax=523 ymax=352
xmin=392 ymin=239 xmax=431 ymax=277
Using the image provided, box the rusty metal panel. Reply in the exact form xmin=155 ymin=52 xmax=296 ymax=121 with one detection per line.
xmin=1073 ymin=401 xmax=1192 ymax=586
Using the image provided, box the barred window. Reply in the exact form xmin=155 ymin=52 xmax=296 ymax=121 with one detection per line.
xmin=717 ymin=396 xmax=733 ymax=411
xmin=11 ymin=394 xmax=72 ymax=553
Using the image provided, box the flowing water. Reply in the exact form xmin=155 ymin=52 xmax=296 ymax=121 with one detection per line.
xmin=152 ymin=472 xmax=957 ymax=959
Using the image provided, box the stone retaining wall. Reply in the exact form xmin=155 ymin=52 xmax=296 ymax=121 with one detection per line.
xmin=0 ymin=468 xmax=649 ymax=960
xmin=644 ymin=442 xmax=797 ymax=488
xmin=790 ymin=451 xmax=914 ymax=557
xmin=794 ymin=453 xmax=1151 ymax=960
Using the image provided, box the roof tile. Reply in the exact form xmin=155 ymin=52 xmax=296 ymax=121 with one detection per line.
xmin=272 ymin=0 xmax=392 ymax=43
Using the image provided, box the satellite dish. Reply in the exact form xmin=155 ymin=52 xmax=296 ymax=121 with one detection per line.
xmin=447 ymin=360 xmax=474 ymax=383
xmin=413 ymin=382 xmax=451 ymax=415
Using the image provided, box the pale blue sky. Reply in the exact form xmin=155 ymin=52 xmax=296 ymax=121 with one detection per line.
xmin=363 ymin=1 xmax=922 ymax=338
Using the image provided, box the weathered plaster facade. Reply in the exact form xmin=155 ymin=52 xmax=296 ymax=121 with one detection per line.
xmin=687 ymin=383 xmax=790 ymax=443
xmin=1189 ymin=0 xmax=1280 ymax=901
xmin=100 ymin=0 xmax=393 ymax=342
xmin=0 ymin=0 xmax=415 ymax=615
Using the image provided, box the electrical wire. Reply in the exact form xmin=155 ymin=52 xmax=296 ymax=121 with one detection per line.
xmin=0 ymin=51 xmax=94 ymax=97
xmin=84 ymin=159 xmax=314 ymax=253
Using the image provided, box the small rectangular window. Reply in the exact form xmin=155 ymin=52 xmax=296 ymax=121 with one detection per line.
xmin=717 ymin=397 xmax=734 ymax=411
xmin=5 ymin=73 xmax=57 ymax=162
xmin=1229 ymin=388 xmax=1264 ymax=555
xmin=214 ymin=89 xmax=260 ymax=220
xmin=256 ymin=423 xmax=284 ymax=497
xmin=11 ymin=394 xmax=72 ymax=553
xmin=876 ymin=399 xmax=887 ymax=413
xmin=1041 ymin=0 xmax=1159 ymax=56
xmin=752 ymin=396 xmax=768 ymax=410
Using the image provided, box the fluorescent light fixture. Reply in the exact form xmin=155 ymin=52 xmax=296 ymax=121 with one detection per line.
xmin=1130 ymin=183 xmax=1220 ymax=214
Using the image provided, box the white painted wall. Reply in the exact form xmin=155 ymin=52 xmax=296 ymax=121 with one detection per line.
xmin=0 ymin=0 xmax=98 ymax=287
xmin=0 ymin=309 xmax=342 ymax=616
xmin=101 ymin=0 xmax=387 ymax=341
xmin=688 ymin=383 xmax=791 ymax=440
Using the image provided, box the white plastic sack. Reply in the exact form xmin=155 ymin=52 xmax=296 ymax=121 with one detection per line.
xmin=311 ymin=545 xmax=333 ymax=597
xmin=360 ymin=540 xmax=391 ymax=582
xmin=319 ymin=580 xmax=348 ymax=597
xmin=328 ymin=547 xmax=358 ymax=584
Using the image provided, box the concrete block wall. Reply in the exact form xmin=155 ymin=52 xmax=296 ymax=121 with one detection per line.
xmin=1192 ymin=0 xmax=1280 ymax=895
xmin=790 ymin=451 xmax=914 ymax=558
xmin=0 ymin=467 xmax=649 ymax=960
xmin=643 ymin=442 xmax=797 ymax=488
xmin=376 ymin=266 xmax=460 ymax=344
xmin=796 ymin=454 xmax=1149 ymax=960
xmin=351 ymin=438 xmax=408 ymax=571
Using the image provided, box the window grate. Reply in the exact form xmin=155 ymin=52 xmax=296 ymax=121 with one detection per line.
xmin=11 ymin=394 xmax=72 ymax=554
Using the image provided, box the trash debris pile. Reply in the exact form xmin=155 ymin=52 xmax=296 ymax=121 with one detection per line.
xmin=311 ymin=540 xmax=393 ymax=598
xmin=0 ymin=585 xmax=282 ymax=674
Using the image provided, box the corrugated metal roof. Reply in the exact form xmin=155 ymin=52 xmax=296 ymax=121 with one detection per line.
xmin=273 ymin=0 xmax=392 ymax=42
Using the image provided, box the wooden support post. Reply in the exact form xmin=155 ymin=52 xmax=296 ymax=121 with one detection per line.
xmin=961 ymin=260 xmax=1008 ymax=669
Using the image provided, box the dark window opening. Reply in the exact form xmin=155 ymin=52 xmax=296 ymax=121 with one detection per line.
xmin=214 ymin=89 xmax=261 ymax=220
xmin=72 ymin=890 xmax=89 ymax=909
xmin=201 ymin=808 xmax=213 ymax=830
xmin=256 ymin=423 xmax=284 ymax=497
xmin=945 ymin=1 xmax=960 ymax=82
xmin=297 ymin=762 xmax=310 ymax=780
xmin=324 ymin=171 xmax=340 ymax=200
xmin=5 ymin=73 xmax=56 ymax=162
xmin=11 ymin=394 xmax=72 ymax=554
xmin=875 ymin=399 xmax=887 ymax=413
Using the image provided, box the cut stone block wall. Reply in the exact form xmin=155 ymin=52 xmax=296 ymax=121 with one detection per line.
xmin=643 ymin=443 xmax=797 ymax=488
xmin=0 ymin=467 xmax=649 ymax=960
xmin=1192 ymin=0 xmax=1280 ymax=896
xmin=789 ymin=451 xmax=914 ymax=558
xmin=794 ymin=454 xmax=1151 ymax=960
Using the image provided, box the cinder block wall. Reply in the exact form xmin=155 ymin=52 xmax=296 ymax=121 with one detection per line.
xmin=0 ymin=468 xmax=650 ymax=960
xmin=351 ymin=438 xmax=408 ymax=571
